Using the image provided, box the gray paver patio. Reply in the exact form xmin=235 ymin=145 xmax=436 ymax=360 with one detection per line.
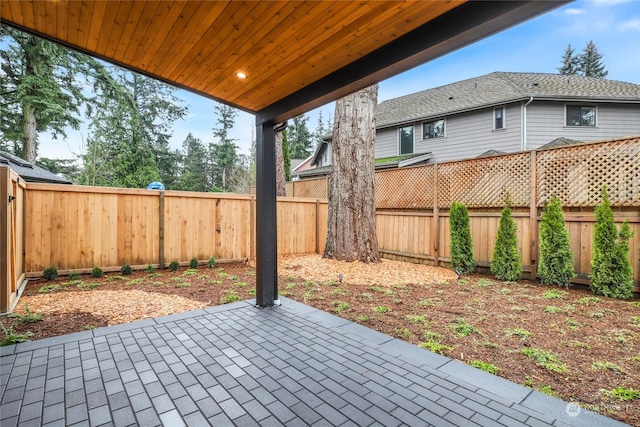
xmin=0 ymin=297 xmax=629 ymax=426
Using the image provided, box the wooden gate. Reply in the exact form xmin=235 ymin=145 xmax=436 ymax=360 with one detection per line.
xmin=1 ymin=166 xmax=26 ymax=313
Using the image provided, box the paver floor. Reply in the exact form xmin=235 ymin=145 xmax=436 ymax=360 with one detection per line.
xmin=0 ymin=297 xmax=629 ymax=427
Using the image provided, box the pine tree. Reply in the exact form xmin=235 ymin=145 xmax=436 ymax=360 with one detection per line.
xmin=557 ymin=44 xmax=579 ymax=75
xmin=491 ymin=195 xmax=522 ymax=281
xmin=210 ymin=104 xmax=240 ymax=192
xmin=177 ymin=133 xmax=208 ymax=192
xmin=578 ymin=40 xmax=608 ymax=78
xmin=287 ymin=114 xmax=314 ymax=159
xmin=283 ymin=130 xmax=291 ymax=182
xmin=590 ymin=188 xmax=634 ymax=298
xmin=449 ymin=202 xmax=475 ymax=274
xmin=538 ymin=197 xmax=575 ymax=287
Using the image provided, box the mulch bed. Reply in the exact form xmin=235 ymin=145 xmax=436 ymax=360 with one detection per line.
xmin=1 ymin=255 xmax=638 ymax=426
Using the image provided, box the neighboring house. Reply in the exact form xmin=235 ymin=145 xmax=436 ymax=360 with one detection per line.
xmin=309 ymin=72 xmax=640 ymax=172
xmin=0 ymin=151 xmax=72 ymax=184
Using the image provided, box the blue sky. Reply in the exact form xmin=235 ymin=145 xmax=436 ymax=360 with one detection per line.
xmin=38 ymin=0 xmax=640 ymax=160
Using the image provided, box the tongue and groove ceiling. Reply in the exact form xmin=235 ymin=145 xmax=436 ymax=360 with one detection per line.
xmin=1 ymin=1 xmax=567 ymax=123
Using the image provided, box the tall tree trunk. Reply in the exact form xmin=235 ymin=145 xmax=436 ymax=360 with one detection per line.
xmin=324 ymin=84 xmax=380 ymax=263
xmin=22 ymin=104 xmax=37 ymax=163
xmin=275 ymin=124 xmax=286 ymax=197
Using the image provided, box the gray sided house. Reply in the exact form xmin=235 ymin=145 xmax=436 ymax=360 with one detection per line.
xmin=308 ymin=72 xmax=640 ymax=172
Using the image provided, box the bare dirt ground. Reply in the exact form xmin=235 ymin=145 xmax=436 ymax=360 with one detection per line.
xmin=2 ymin=255 xmax=639 ymax=426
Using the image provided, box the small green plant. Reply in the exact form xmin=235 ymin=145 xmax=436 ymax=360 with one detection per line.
xmin=451 ymin=318 xmax=475 ymax=337
xmin=333 ymin=301 xmax=349 ymax=313
xmin=419 ymin=331 xmax=451 ymax=355
xmin=331 ymin=288 xmax=347 ymax=295
xmin=145 ymin=264 xmax=154 ymax=273
xmin=190 ymin=258 xmax=199 ymax=269
xmin=490 ymin=195 xmax=522 ymax=281
xmin=169 ymin=260 xmax=180 ymax=271
xmin=43 ymin=266 xmax=58 ymax=281
xmin=120 ymin=264 xmax=133 ymax=275
xmin=405 ymin=314 xmax=427 ymax=324
xmin=591 ymin=187 xmax=635 ymax=299
xmin=38 ymin=284 xmax=60 ymax=293
xmin=578 ymin=296 xmax=601 ymax=305
xmin=220 ymin=290 xmax=240 ymax=304
xmin=591 ymin=361 xmax=625 ymax=374
xmin=476 ymin=278 xmax=495 ymax=287
xmin=565 ymin=318 xmax=583 ymax=330
xmin=69 ymin=271 xmax=79 ymax=281
xmin=470 ymin=360 xmax=499 ymax=375
xmin=394 ymin=328 xmax=412 ymax=339
xmin=8 ymin=304 xmax=42 ymax=324
xmin=234 ymin=281 xmax=248 ymax=287
xmin=207 ymin=256 xmax=216 ymax=268
xmin=417 ymin=299 xmax=436 ymax=307
xmin=544 ymin=306 xmax=562 ymax=314
xmin=542 ymin=289 xmax=568 ymax=299
xmin=520 ymin=348 xmax=567 ymax=374
xmin=373 ymin=306 xmax=390 ymax=314
xmin=360 ymin=293 xmax=372 ymax=300
xmin=538 ymin=197 xmax=575 ymax=287
xmin=182 ymin=269 xmax=198 ymax=277
xmin=91 ymin=267 xmax=104 ymax=278
xmin=248 ymin=289 xmax=256 ymax=296
xmin=324 ymin=280 xmax=340 ymax=286
xmin=77 ymin=282 xmax=100 ymax=290
xmin=84 ymin=324 xmax=95 ymax=330
xmin=218 ymin=272 xmax=228 ymax=278
xmin=449 ymin=201 xmax=475 ymax=274
xmin=631 ymin=316 xmax=640 ymax=326
xmin=355 ymin=315 xmax=370 ymax=322
xmin=383 ymin=289 xmax=395 ymax=296
xmin=505 ymin=328 xmax=531 ymax=340
xmin=108 ymin=275 xmax=126 ymax=281
xmin=538 ymin=384 xmax=559 ymax=397
xmin=1 ymin=326 xmax=33 ymax=346
xmin=285 ymin=282 xmax=296 ymax=289
xmin=228 ymin=275 xmax=238 ymax=281
xmin=175 ymin=283 xmax=190 ymax=288
xmin=608 ymin=387 xmax=640 ymax=401
xmin=125 ymin=278 xmax=144 ymax=286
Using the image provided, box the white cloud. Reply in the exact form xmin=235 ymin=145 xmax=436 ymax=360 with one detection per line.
xmin=619 ymin=18 xmax=640 ymax=30
xmin=565 ymin=8 xmax=586 ymax=15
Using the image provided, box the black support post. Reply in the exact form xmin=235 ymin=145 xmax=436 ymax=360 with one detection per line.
xmin=255 ymin=121 xmax=278 ymax=307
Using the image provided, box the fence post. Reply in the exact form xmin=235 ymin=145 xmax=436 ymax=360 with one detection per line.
xmin=529 ymin=151 xmax=538 ymax=280
xmin=0 ymin=167 xmax=11 ymax=312
xmin=159 ymin=191 xmax=165 ymax=269
xmin=315 ymin=199 xmax=320 ymax=254
xmin=250 ymin=196 xmax=256 ymax=259
xmin=433 ymin=164 xmax=439 ymax=266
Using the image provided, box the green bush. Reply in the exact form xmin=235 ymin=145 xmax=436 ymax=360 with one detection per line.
xmin=169 ymin=260 xmax=180 ymax=272
xmin=190 ymin=258 xmax=199 ymax=269
xmin=69 ymin=271 xmax=79 ymax=281
xmin=145 ymin=264 xmax=154 ymax=273
xmin=538 ymin=197 xmax=574 ymax=287
xmin=449 ymin=202 xmax=475 ymax=274
xmin=207 ymin=256 xmax=216 ymax=268
xmin=43 ymin=266 xmax=58 ymax=281
xmin=91 ymin=267 xmax=104 ymax=278
xmin=590 ymin=188 xmax=634 ymax=299
xmin=490 ymin=195 xmax=522 ymax=281
xmin=120 ymin=264 xmax=133 ymax=275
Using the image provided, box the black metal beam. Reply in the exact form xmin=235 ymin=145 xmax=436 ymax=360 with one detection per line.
xmin=256 ymin=0 xmax=570 ymax=124
xmin=255 ymin=121 xmax=278 ymax=307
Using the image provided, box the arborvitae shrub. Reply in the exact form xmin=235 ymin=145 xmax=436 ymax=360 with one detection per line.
xmin=43 ymin=266 xmax=58 ymax=281
xmin=590 ymin=188 xmax=634 ymax=299
xmin=169 ymin=261 xmax=180 ymax=272
xmin=190 ymin=258 xmax=199 ymax=269
xmin=538 ymin=197 xmax=575 ymax=287
xmin=491 ymin=195 xmax=522 ymax=281
xmin=120 ymin=264 xmax=133 ymax=275
xmin=91 ymin=267 xmax=104 ymax=278
xmin=449 ymin=202 xmax=475 ymax=274
xmin=208 ymin=256 xmax=216 ymax=268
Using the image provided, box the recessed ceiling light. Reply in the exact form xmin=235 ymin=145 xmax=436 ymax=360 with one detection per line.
xmin=236 ymin=72 xmax=247 ymax=79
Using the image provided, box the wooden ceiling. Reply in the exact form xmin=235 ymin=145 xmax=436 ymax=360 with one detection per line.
xmin=1 ymin=1 xmax=568 ymax=123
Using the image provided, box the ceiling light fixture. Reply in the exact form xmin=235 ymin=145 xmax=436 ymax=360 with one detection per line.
xmin=236 ymin=72 xmax=247 ymax=79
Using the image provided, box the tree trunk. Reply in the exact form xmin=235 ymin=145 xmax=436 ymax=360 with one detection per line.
xmin=22 ymin=104 xmax=38 ymax=163
xmin=324 ymin=84 xmax=380 ymax=263
xmin=275 ymin=124 xmax=286 ymax=197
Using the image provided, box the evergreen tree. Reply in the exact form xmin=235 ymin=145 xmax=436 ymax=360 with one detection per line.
xmin=449 ymin=202 xmax=475 ymax=274
xmin=210 ymin=104 xmax=240 ymax=192
xmin=283 ymin=130 xmax=291 ymax=182
xmin=590 ymin=188 xmax=634 ymax=298
xmin=35 ymin=157 xmax=80 ymax=183
xmin=578 ymin=40 xmax=608 ymax=78
xmin=491 ymin=195 xmax=522 ymax=281
xmin=557 ymin=44 xmax=579 ymax=75
xmin=538 ymin=197 xmax=574 ymax=287
xmin=287 ymin=114 xmax=314 ymax=159
xmin=177 ymin=133 xmax=208 ymax=192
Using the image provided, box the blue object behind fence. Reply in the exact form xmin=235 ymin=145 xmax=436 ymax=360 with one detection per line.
xmin=147 ymin=181 xmax=165 ymax=190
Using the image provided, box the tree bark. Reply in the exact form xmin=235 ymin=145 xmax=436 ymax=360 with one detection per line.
xmin=22 ymin=104 xmax=38 ymax=163
xmin=324 ymin=84 xmax=380 ymax=263
xmin=275 ymin=123 xmax=286 ymax=197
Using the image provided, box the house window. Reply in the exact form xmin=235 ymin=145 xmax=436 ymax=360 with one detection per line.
xmin=423 ymin=119 xmax=445 ymax=139
xmin=566 ymin=105 xmax=596 ymax=127
xmin=494 ymin=107 xmax=505 ymax=129
xmin=399 ymin=125 xmax=414 ymax=155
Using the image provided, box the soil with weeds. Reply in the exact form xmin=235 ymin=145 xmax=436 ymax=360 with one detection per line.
xmin=2 ymin=255 xmax=638 ymax=426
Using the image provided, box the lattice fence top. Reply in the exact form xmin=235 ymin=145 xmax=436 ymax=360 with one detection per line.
xmin=375 ymin=165 xmax=435 ymax=209
xmin=438 ymin=152 xmax=530 ymax=208
xmin=292 ymin=177 xmax=328 ymax=199
xmin=537 ymin=137 xmax=640 ymax=207
xmin=285 ymin=182 xmax=294 ymax=197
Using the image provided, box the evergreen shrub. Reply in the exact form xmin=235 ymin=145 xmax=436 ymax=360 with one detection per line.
xmin=538 ymin=197 xmax=574 ymax=287
xmin=491 ymin=195 xmax=522 ymax=281
xmin=449 ymin=202 xmax=475 ymax=274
